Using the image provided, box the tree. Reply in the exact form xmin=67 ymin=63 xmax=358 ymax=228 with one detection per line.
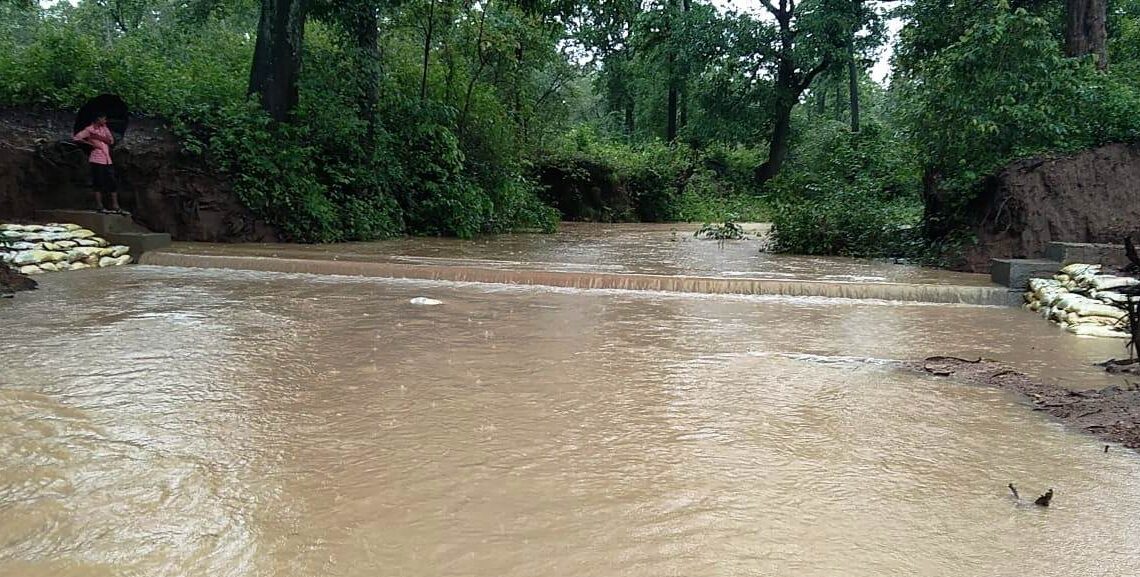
xmin=1066 ymin=0 xmax=1108 ymax=68
xmin=249 ymin=0 xmax=309 ymax=121
xmin=752 ymin=0 xmax=850 ymax=184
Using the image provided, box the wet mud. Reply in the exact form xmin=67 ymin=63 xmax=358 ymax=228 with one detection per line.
xmin=917 ymin=356 xmax=1140 ymax=449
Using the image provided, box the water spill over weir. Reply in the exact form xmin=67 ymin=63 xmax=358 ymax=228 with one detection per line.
xmin=4 ymin=225 xmax=1140 ymax=576
xmin=142 ymin=224 xmax=1012 ymax=305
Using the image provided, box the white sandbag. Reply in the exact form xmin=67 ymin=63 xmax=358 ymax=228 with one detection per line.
xmin=69 ymin=262 xmax=91 ymax=270
xmin=1035 ymin=287 xmax=1068 ymax=307
xmin=1029 ymin=278 xmax=1062 ymax=292
xmin=1 ymin=230 xmax=23 ymax=239
xmin=70 ymin=229 xmax=96 ymax=239
xmin=66 ymin=247 xmax=103 ymax=261
xmin=39 ymin=262 xmax=59 ymax=272
xmin=1054 ymin=274 xmax=1071 ymax=283
xmin=1091 ymin=276 xmax=1140 ymax=291
xmin=18 ymin=264 xmax=42 ymax=274
xmin=13 ymin=250 xmax=52 ymax=265
xmin=9 ymin=241 xmax=35 ymax=250
xmin=1068 ymin=314 xmax=1119 ymax=326
xmin=62 ymin=223 xmax=84 ymax=231
xmin=1098 ymin=291 xmax=1130 ymax=304
xmin=1049 ymin=306 xmax=1068 ymax=323
xmin=98 ymin=256 xmax=116 ymax=267
xmin=1028 ymin=301 xmax=1042 ymax=312
xmin=1066 ymin=324 xmax=1130 ymax=339
xmin=1068 ymin=300 xmax=1127 ymax=320
xmin=55 ymin=240 xmax=77 ymax=249
xmin=1061 ymin=263 xmax=1101 ymax=276
xmin=75 ymin=238 xmax=99 ymax=247
xmin=112 ymin=255 xmax=131 ymax=266
xmin=110 ymin=245 xmax=130 ymax=257
xmin=90 ymin=237 xmax=109 ymax=247
xmin=1055 ymin=294 xmax=1096 ymax=311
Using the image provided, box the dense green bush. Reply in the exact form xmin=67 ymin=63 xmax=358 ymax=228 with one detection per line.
xmin=0 ymin=9 xmax=558 ymax=242
xmin=532 ymin=127 xmax=770 ymax=223
xmin=766 ymin=120 xmax=924 ymax=257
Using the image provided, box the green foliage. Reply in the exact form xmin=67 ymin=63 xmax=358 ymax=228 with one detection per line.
xmin=532 ymin=126 xmax=769 ymax=223
xmin=896 ymin=4 xmax=1140 ymax=229
xmin=694 ymin=220 xmax=744 ymax=240
xmin=766 ymin=119 xmax=924 ymax=257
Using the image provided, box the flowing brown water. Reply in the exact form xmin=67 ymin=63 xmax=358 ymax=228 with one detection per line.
xmin=3 ymin=264 xmax=1140 ymax=577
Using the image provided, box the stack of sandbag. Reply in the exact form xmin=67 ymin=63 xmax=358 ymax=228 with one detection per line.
xmin=1023 ymin=263 xmax=1138 ymax=338
xmin=0 ymin=223 xmax=132 ymax=275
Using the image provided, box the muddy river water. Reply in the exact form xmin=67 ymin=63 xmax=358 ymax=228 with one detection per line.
xmin=3 ymin=227 xmax=1140 ymax=576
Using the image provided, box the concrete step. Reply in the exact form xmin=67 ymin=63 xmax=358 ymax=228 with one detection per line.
xmin=104 ymin=231 xmax=172 ymax=258
xmin=1045 ymin=241 xmax=1128 ymax=267
xmin=33 ymin=209 xmax=170 ymax=257
xmin=34 ymin=209 xmax=149 ymax=234
xmin=991 ymin=258 xmax=1062 ymax=290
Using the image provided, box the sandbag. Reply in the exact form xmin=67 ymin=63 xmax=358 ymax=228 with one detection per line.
xmin=13 ymin=250 xmax=55 ymax=265
xmin=1067 ymin=314 xmax=1119 ymax=326
xmin=1091 ymin=276 xmax=1140 ymax=291
xmin=69 ymin=262 xmax=91 ymax=270
xmin=1061 ymin=263 xmax=1101 ymax=276
xmin=110 ymin=245 xmax=130 ymax=258
xmin=18 ymin=264 xmax=42 ymax=274
xmin=1068 ymin=301 xmax=1127 ymax=320
xmin=1029 ymin=278 xmax=1062 ymax=292
xmin=1097 ymin=291 xmax=1131 ymax=304
xmin=1066 ymin=324 xmax=1129 ymax=339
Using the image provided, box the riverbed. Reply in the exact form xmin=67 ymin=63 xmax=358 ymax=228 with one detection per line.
xmin=2 ymin=259 xmax=1139 ymax=576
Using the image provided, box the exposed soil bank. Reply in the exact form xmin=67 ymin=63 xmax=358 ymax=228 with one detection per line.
xmin=0 ymin=108 xmax=276 ymax=242
xmin=914 ymin=356 xmax=1140 ymax=450
xmin=958 ymin=144 xmax=1140 ymax=272
xmin=0 ymin=265 xmax=36 ymax=295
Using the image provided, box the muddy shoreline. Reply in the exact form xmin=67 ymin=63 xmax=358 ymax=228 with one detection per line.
xmin=0 ymin=265 xmax=35 ymax=295
xmin=912 ymin=356 xmax=1140 ymax=450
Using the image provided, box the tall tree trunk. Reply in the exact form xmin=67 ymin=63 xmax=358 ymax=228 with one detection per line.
xmin=847 ymin=43 xmax=859 ymax=132
xmin=665 ymin=0 xmax=679 ymax=141
xmin=1066 ymin=0 xmax=1108 ymax=69
xmin=833 ymin=75 xmax=843 ymax=122
xmin=624 ymin=98 xmax=635 ymax=135
xmin=815 ymin=74 xmax=826 ymax=116
xmin=757 ymin=99 xmax=794 ymax=184
xmin=354 ymin=6 xmax=380 ymax=141
xmin=678 ymin=0 xmax=690 ymax=131
xmin=248 ymin=0 xmax=308 ymax=122
xmin=420 ymin=0 xmax=436 ymax=101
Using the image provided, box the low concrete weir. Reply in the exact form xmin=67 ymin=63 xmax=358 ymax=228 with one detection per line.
xmin=140 ymin=251 xmax=1016 ymax=305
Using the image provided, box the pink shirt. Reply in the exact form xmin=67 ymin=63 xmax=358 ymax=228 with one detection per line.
xmin=74 ymin=124 xmax=114 ymax=165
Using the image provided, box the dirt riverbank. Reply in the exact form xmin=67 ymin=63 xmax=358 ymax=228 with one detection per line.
xmin=914 ymin=356 xmax=1140 ymax=450
xmin=0 ymin=265 xmax=35 ymax=295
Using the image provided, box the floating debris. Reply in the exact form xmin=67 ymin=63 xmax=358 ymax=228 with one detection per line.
xmin=409 ymin=297 xmax=443 ymax=306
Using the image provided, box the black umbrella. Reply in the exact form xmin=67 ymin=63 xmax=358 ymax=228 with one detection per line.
xmin=74 ymin=94 xmax=129 ymax=140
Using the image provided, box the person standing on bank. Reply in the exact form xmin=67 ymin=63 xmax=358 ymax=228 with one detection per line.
xmin=73 ymin=115 xmax=125 ymax=214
